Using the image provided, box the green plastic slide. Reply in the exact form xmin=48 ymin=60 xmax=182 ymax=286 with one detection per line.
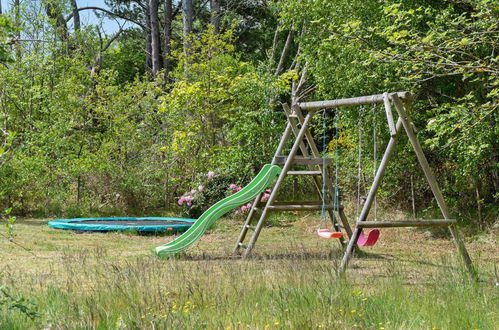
xmin=155 ymin=164 xmax=281 ymax=258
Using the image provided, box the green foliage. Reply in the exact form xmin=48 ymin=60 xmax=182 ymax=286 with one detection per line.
xmin=0 ymin=25 xmax=291 ymax=216
xmin=0 ymin=15 xmax=16 ymax=62
xmin=102 ymin=31 xmax=146 ymax=84
xmin=178 ymin=170 xmax=238 ymax=218
xmin=0 ymin=286 xmax=40 ymax=321
xmin=276 ymin=0 xmax=497 ymax=226
xmin=160 ymin=27 xmax=290 ymax=181
xmin=0 ymin=0 xmax=495 ymax=228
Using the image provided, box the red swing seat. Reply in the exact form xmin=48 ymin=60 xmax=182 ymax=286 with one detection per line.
xmin=356 ymin=228 xmax=380 ymax=246
xmin=317 ymin=228 xmax=343 ymax=239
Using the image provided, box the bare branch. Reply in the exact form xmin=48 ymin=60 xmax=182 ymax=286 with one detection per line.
xmin=65 ymin=7 xmax=145 ymax=30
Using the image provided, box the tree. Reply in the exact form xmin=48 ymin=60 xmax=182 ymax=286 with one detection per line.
xmin=183 ymin=0 xmax=193 ymax=58
xmin=210 ymin=0 xmax=221 ymax=34
xmin=163 ymin=0 xmax=173 ymax=79
xmin=149 ymin=0 xmax=162 ymax=76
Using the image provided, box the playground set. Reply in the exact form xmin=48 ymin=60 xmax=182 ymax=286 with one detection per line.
xmin=50 ymin=91 xmax=475 ymax=276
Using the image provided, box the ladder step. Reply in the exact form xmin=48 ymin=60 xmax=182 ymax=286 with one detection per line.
xmin=267 ymin=204 xmax=334 ymax=211
xmin=245 ymin=225 xmax=255 ymax=231
xmin=264 ymin=200 xmax=323 ymax=206
xmin=273 ymin=156 xmax=332 ymax=165
xmin=356 ymin=219 xmax=456 ymax=228
xmin=287 ymin=170 xmax=322 ymax=175
xmin=288 ymin=114 xmax=298 ymax=118
xmin=238 ymin=242 xmax=248 ymax=249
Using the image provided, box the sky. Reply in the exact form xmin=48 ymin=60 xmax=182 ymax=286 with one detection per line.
xmin=1 ymin=0 xmax=128 ymax=35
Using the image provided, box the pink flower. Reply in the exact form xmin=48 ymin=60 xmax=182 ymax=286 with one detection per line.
xmin=207 ymin=171 xmax=215 ymax=179
xmin=234 ymin=186 xmax=242 ymax=192
xmin=241 ymin=205 xmax=247 ymax=212
xmin=191 ymin=189 xmax=197 ymax=195
xmin=261 ymin=193 xmax=270 ymax=201
xmin=266 ymin=189 xmax=271 ymax=193
xmin=229 ymin=183 xmax=237 ymax=190
xmin=246 ymin=203 xmax=252 ymax=208
xmin=178 ymin=197 xmax=185 ymax=205
xmin=187 ymin=202 xmax=192 ymax=206
xmin=198 ymin=185 xmax=204 ymax=191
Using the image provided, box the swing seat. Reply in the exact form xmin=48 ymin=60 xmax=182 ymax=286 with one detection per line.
xmin=356 ymin=229 xmax=380 ymax=246
xmin=317 ymin=229 xmax=343 ymax=239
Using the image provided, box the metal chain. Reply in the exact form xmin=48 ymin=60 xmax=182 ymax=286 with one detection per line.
xmin=319 ymin=109 xmax=327 ymax=229
xmin=357 ymin=106 xmax=364 ymax=219
xmin=332 ymin=109 xmax=340 ymax=229
xmin=373 ymin=103 xmax=378 ymax=220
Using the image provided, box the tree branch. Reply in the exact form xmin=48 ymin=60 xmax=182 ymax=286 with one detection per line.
xmin=65 ymin=7 xmax=145 ymax=30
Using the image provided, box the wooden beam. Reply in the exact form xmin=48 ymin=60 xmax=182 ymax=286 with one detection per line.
xmin=243 ymin=112 xmax=315 ymax=258
xmin=267 ymin=204 xmax=334 ymax=211
xmin=357 ymin=219 xmax=456 ymax=228
xmin=234 ymin=116 xmax=294 ymax=254
xmin=391 ymin=94 xmax=476 ymax=278
xmin=287 ymin=170 xmax=322 ymax=175
xmin=260 ymin=200 xmax=325 ymax=206
xmin=292 ymin=106 xmax=353 ymax=239
xmin=273 ymin=156 xmax=332 ymax=165
xmin=298 ymin=92 xmax=413 ymax=110
xmin=383 ymin=92 xmax=397 ymax=136
xmin=339 ymin=116 xmax=404 ymax=275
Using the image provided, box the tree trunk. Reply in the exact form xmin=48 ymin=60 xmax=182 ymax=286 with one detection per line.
xmin=182 ymin=0 xmax=193 ymax=59
xmin=269 ymin=25 xmax=279 ymax=67
xmin=210 ymin=0 xmax=221 ymax=34
xmin=275 ymin=28 xmax=294 ymax=75
xmin=43 ymin=0 xmax=69 ymax=43
xmin=14 ymin=0 xmax=21 ymax=60
xmin=144 ymin=2 xmax=153 ymax=74
xmin=149 ymin=0 xmax=162 ymax=77
xmin=163 ymin=0 xmax=173 ymax=80
xmin=70 ymin=0 xmax=80 ymax=32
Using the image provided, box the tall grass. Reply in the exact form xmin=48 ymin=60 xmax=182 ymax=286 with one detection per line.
xmin=1 ymin=248 xmax=497 ymax=329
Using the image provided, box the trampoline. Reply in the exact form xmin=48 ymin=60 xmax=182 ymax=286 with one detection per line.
xmin=48 ymin=217 xmax=196 ymax=232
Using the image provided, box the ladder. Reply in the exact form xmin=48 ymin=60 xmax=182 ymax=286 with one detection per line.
xmin=233 ymin=104 xmax=353 ymax=257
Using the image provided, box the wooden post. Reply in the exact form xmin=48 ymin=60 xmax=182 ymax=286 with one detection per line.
xmin=411 ymin=174 xmax=416 ymax=218
xmin=339 ymin=117 xmax=404 ymax=274
xmin=242 ymin=112 xmax=315 ymax=257
xmin=293 ymin=106 xmax=353 ymax=238
xmin=383 ymin=92 xmax=396 ymax=136
xmin=285 ymin=104 xmax=345 ymax=243
xmin=390 ymin=94 xmax=476 ymax=278
xmin=234 ymin=119 xmax=294 ymax=253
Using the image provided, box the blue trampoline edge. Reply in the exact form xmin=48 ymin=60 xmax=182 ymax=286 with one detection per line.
xmin=48 ymin=217 xmax=197 ymax=232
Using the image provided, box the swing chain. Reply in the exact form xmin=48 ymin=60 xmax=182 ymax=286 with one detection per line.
xmin=332 ymin=108 xmax=340 ymax=230
xmin=357 ymin=105 xmax=364 ymax=219
xmin=319 ymin=109 xmax=327 ymax=229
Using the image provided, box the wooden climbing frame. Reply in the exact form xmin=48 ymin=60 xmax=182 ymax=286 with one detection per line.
xmin=233 ymin=91 xmax=475 ymax=277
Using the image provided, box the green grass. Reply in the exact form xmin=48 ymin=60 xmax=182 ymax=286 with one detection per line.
xmin=0 ymin=217 xmax=497 ymax=329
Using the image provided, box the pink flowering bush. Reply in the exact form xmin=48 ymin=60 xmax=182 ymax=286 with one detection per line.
xmin=178 ymin=170 xmax=237 ymax=218
xmin=178 ymin=170 xmax=272 ymax=218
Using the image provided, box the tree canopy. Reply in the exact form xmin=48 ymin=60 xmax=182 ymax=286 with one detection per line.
xmin=0 ymin=0 xmax=496 ymax=230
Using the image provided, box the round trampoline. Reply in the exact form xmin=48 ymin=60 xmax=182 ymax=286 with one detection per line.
xmin=48 ymin=217 xmax=196 ymax=232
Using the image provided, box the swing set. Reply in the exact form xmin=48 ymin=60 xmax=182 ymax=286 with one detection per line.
xmin=234 ymin=91 xmax=474 ymax=276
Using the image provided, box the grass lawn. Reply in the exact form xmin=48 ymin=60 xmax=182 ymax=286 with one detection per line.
xmin=0 ymin=214 xmax=497 ymax=329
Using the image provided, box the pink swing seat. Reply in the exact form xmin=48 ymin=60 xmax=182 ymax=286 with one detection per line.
xmin=356 ymin=228 xmax=380 ymax=246
xmin=317 ymin=228 xmax=343 ymax=239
